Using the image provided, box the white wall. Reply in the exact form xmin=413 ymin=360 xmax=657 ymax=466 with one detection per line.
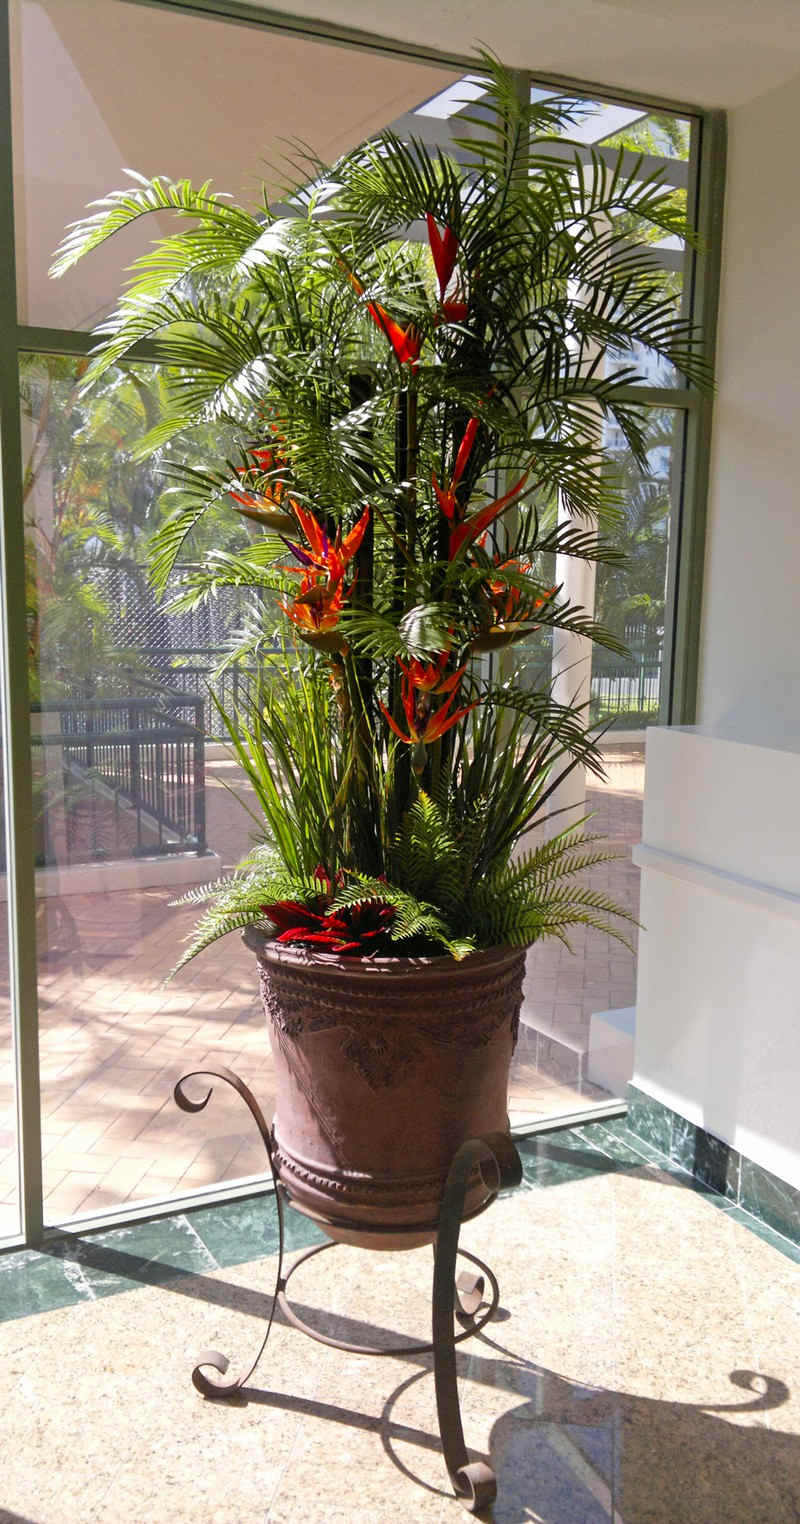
xmin=633 ymin=728 xmax=800 ymax=1188
xmin=633 ymin=78 xmax=800 ymax=1188
xmin=698 ymin=70 xmax=800 ymax=746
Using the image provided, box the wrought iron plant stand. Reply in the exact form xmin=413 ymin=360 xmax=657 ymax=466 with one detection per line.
xmin=174 ymin=1065 xmax=523 ymax=1513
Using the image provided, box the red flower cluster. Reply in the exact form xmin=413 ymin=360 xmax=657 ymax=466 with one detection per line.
xmin=262 ymin=869 xmax=395 ymax=955
xmin=350 ymin=214 xmax=468 ymax=370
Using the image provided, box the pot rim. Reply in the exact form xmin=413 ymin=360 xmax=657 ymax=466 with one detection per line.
xmin=242 ymin=923 xmax=525 ymax=979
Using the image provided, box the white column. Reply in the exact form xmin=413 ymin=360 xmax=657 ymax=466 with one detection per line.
xmin=548 ymin=248 xmax=603 ymax=829
xmin=549 ymin=541 xmax=597 ymax=826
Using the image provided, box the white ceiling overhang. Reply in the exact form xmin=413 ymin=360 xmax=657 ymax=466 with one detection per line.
xmin=246 ymin=0 xmax=800 ymax=110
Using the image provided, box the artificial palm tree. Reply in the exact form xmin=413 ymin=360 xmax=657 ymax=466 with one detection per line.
xmin=51 ymin=56 xmax=707 ymax=968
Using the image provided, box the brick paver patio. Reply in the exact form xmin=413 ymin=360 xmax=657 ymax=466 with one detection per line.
xmin=0 ymin=738 xmax=643 ymax=1237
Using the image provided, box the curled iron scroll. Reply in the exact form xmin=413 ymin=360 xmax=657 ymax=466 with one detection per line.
xmin=173 ymin=1066 xmax=284 ymax=1399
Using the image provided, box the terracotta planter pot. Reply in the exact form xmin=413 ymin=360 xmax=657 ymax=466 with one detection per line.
xmin=244 ymin=928 xmax=526 ymax=1248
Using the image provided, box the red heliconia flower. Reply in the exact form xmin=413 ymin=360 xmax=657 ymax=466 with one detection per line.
xmin=380 ymin=667 xmax=476 ymax=747
xmin=345 ymin=265 xmax=423 ymax=369
xmin=432 ymin=417 xmax=480 ymax=523
xmin=427 ymin=214 xmax=458 ymax=297
xmin=440 ymin=296 xmax=469 ymax=325
xmin=426 ymin=214 xmax=468 ymax=324
xmin=432 ymin=418 xmax=529 ymax=558
xmin=448 ymin=474 xmax=530 ymax=559
xmin=367 ymin=302 xmax=422 ymax=369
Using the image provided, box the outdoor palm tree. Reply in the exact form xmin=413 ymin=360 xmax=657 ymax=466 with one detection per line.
xmin=51 ymin=56 xmax=707 ymax=967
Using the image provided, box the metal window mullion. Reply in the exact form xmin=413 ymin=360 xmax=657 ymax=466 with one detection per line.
xmin=17 ymin=325 xmax=174 ymax=364
xmin=665 ymin=110 xmax=726 ymax=724
xmin=0 ymin=0 xmax=43 ymax=1244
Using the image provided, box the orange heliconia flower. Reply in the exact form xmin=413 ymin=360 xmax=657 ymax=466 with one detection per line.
xmin=380 ymin=664 xmax=475 ymax=746
xmin=280 ymin=571 xmax=346 ymax=635
xmin=367 ymin=303 xmax=422 ymax=368
xmin=230 ymin=435 xmax=296 ymax=531
xmin=278 ymin=504 xmax=370 ymax=645
xmin=487 ymin=559 xmax=555 ymax=625
xmin=345 ymin=266 xmax=422 ymax=369
xmin=281 ymin=503 xmax=370 ymax=588
xmin=397 ymin=650 xmax=466 ymax=695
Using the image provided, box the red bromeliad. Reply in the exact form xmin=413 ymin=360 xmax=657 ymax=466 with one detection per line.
xmin=262 ymin=867 xmax=395 ymax=954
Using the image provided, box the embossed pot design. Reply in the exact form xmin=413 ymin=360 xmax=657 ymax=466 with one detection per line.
xmin=244 ymin=927 xmax=526 ymax=1249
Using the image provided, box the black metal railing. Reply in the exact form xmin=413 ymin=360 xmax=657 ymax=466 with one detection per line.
xmin=18 ymin=693 xmax=207 ymax=870
xmin=591 ymin=623 xmax=663 ymax=722
xmin=132 ymin=649 xmax=263 ymax=738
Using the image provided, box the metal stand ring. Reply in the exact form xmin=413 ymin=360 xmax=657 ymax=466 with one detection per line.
xmin=277 ymin=1239 xmax=500 ymax=1357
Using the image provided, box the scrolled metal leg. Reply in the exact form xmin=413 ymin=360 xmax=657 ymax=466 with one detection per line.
xmin=432 ymin=1132 xmax=523 ymax=1512
xmin=174 ymin=1066 xmax=284 ymax=1399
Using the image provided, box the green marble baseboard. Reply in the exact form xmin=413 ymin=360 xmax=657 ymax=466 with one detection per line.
xmin=626 ymin=1083 xmax=800 ymax=1248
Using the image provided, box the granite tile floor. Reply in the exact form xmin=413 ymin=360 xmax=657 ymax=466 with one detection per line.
xmin=0 ymin=738 xmax=644 ymax=1237
xmin=1 ymin=1119 xmax=799 ymax=1523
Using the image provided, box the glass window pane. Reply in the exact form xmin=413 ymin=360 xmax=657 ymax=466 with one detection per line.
xmin=10 ymin=0 xmax=455 ymax=329
xmin=514 ymin=409 xmax=685 ymax=1121
xmin=592 ymin=407 xmax=684 ymax=731
xmin=530 ymin=84 xmax=694 ymax=389
xmin=23 ymin=351 xmax=286 ymax=1223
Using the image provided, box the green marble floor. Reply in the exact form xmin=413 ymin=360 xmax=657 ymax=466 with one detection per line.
xmin=2 ymin=1115 xmax=800 ymax=1523
xmin=1 ymin=1118 xmax=797 ymax=1325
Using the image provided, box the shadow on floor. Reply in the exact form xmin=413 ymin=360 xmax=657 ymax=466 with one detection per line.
xmin=37 ymin=1231 xmax=800 ymax=1523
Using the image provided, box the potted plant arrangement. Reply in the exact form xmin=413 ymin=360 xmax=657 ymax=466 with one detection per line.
xmin=51 ymin=58 xmax=705 ymax=1246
